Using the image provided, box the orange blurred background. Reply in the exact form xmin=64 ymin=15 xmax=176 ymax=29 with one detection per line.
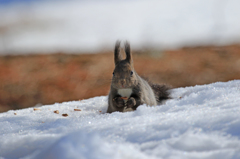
xmin=1 ymin=44 xmax=240 ymax=112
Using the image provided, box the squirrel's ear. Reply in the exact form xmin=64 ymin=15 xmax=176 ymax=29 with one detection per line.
xmin=125 ymin=41 xmax=132 ymax=64
xmin=114 ymin=40 xmax=122 ymax=65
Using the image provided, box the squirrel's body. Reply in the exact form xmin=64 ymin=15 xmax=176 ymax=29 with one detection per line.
xmin=107 ymin=41 xmax=171 ymax=113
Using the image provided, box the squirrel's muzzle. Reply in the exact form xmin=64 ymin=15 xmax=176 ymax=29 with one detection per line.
xmin=120 ymin=79 xmax=126 ymax=88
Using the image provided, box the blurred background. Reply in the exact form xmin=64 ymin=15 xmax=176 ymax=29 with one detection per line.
xmin=0 ymin=0 xmax=240 ymax=112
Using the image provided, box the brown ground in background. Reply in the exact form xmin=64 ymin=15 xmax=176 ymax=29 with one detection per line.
xmin=0 ymin=44 xmax=240 ymax=112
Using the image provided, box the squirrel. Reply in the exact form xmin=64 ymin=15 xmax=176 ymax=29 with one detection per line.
xmin=107 ymin=41 xmax=171 ymax=113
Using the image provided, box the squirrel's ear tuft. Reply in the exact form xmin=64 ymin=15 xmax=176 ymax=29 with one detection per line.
xmin=114 ymin=40 xmax=122 ymax=65
xmin=125 ymin=41 xmax=132 ymax=64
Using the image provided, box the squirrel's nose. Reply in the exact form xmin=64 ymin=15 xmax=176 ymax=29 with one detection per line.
xmin=120 ymin=80 xmax=126 ymax=86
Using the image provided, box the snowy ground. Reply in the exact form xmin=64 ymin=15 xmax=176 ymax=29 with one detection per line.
xmin=0 ymin=80 xmax=240 ymax=159
xmin=0 ymin=0 xmax=240 ymax=54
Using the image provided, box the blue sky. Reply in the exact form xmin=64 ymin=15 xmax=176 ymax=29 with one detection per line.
xmin=0 ymin=0 xmax=40 ymax=5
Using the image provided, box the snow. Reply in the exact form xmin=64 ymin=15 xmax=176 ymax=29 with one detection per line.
xmin=1 ymin=80 xmax=240 ymax=159
xmin=0 ymin=0 xmax=240 ymax=54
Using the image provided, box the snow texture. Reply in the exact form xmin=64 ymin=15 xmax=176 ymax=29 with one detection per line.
xmin=0 ymin=0 xmax=240 ymax=54
xmin=1 ymin=80 xmax=240 ymax=159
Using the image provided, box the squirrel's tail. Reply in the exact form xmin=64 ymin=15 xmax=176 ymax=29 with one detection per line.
xmin=150 ymin=83 xmax=171 ymax=104
xmin=142 ymin=77 xmax=171 ymax=104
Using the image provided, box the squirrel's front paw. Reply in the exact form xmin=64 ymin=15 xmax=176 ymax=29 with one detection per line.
xmin=113 ymin=97 xmax=125 ymax=108
xmin=126 ymin=97 xmax=136 ymax=108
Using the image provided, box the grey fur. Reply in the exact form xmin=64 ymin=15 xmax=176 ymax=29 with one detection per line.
xmin=124 ymin=41 xmax=132 ymax=64
xmin=114 ymin=40 xmax=122 ymax=65
xmin=107 ymin=41 xmax=171 ymax=113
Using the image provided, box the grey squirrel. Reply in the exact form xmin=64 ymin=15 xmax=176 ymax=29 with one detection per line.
xmin=107 ymin=41 xmax=171 ymax=113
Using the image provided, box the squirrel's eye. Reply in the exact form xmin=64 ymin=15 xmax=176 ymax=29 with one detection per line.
xmin=130 ymin=71 xmax=133 ymax=76
xmin=113 ymin=72 xmax=115 ymax=76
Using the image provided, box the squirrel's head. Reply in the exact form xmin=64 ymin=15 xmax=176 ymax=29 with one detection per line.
xmin=111 ymin=41 xmax=138 ymax=89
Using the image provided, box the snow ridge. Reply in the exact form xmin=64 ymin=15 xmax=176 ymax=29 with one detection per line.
xmin=0 ymin=80 xmax=240 ymax=158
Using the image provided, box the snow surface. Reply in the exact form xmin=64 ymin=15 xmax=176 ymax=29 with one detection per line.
xmin=1 ymin=80 xmax=240 ymax=159
xmin=0 ymin=0 xmax=240 ymax=54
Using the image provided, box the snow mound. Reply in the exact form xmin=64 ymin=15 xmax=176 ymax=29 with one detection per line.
xmin=1 ymin=80 xmax=240 ymax=159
